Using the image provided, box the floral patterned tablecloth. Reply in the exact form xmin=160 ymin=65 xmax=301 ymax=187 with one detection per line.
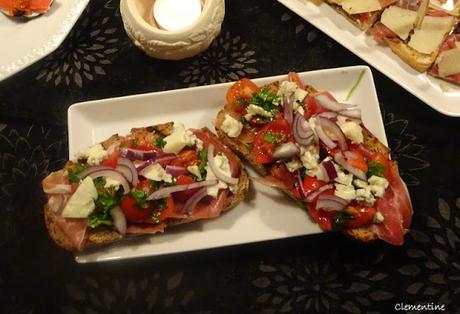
xmin=1 ymin=0 xmax=459 ymax=313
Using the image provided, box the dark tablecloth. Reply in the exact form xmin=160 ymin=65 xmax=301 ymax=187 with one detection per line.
xmin=1 ymin=0 xmax=459 ymax=313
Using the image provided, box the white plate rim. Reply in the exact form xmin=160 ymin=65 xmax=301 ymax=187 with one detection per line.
xmin=0 ymin=0 xmax=90 ymax=81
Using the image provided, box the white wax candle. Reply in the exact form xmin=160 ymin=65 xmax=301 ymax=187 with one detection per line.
xmin=153 ymin=0 xmax=202 ymax=32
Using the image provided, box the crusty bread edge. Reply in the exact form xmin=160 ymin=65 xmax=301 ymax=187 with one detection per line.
xmin=383 ymin=37 xmax=436 ymax=73
xmin=44 ymin=125 xmax=250 ymax=252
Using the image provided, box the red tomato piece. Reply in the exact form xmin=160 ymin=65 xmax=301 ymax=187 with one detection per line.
xmin=173 ymin=175 xmax=200 ymax=202
xmin=306 ymin=204 xmax=334 ymax=231
xmin=171 ymin=150 xmax=199 ymax=167
xmin=226 ymin=78 xmax=260 ymax=113
xmin=101 ymin=150 xmax=120 ymax=168
xmin=252 ymin=117 xmax=292 ymax=164
xmin=345 ymin=147 xmax=368 ymax=173
xmin=303 ymin=91 xmax=336 ymax=119
xmin=371 ymin=152 xmax=392 ymax=181
xmin=120 ymin=195 xmax=153 ymax=223
xmin=345 ymin=206 xmax=377 ymax=228
xmin=158 ymin=196 xmax=175 ymax=221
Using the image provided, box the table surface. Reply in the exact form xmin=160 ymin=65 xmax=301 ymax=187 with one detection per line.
xmin=1 ymin=1 xmax=459 ymax=313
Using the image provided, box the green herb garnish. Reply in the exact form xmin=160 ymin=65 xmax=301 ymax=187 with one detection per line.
xmin=95 ymin=190 xmax=119 ymax=211
xmin=198 ymin=150 xmax=208 ymax=177
xmin=251 ymin=87 xmax=281 ymax=112
xmin=334 ymin=212 xmax=353 ymax=225
xmin=67 ymin=163 xmax=86 ymax=183
xmin=131 ymin=138 xmax=139 ymax=147
xmin=88 ymin=211 xmax=113 ymax=228
xmin=131 ymin=189 xmax=149 ymax=208
xmin=155 ymin=136 xmax=166 ymax=149
xmin=93 ymin=177 xmax=105 ymax=190
xmin=264 ymin=132 xmax=281 ymax=143
xmin=150 ymin=199 xmax=168 ymax=224
xmin=367 ymin=161 xmax=386 ymax=178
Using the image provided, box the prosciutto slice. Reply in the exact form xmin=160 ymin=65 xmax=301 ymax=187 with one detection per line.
xmin=370 ymin=164 xmax=413 ymax=245
xmin=54 ymin=216 xmax=88 ymax=251
xmin=127 ymin=223 xmax=166 ymax=234
xmin=428 ymin=34 xmax=460 ymax=83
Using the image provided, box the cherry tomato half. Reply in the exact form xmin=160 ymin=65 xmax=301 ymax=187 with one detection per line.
xmin=252 ymin=117 xmax=292 ymax=164
xmin=304 ymin=91 xmax=336 ymax=119
xmin=344 ymin=206 xmax=377 ymax=228
xmin=173 ymin=175 xmax=200 ymax=202
xmin=226 ymin=78 xmax=259 ymax=113
xmin=101 ymin=150 xmax=120 ymax=168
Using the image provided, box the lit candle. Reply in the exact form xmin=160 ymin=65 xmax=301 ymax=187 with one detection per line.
xmin=153 ymin=0 xmax=202 ymax=32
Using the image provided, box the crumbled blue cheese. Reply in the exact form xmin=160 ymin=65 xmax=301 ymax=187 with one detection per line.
xmin=76 ymin=144 xmax=108 ymax=166
xmin=62 ymin=177 xmax=98 ymax=218
xmin=285 ymin=159 xmax=302 ymax=173
xmin=163 ymin=123 xmax=201 ymax=154
xmin=368 ymin=175 xmax=389 ymax=197
xmin=104 ymin=177 xmax=121 ymax=190
xmin=294 ymin=88 xmax=308 ymax=103
xmin=373 ymin=211 xmax=385 ymax=223
xmin=142 ymin=163 xmax=173 ymax=183
xmin=337 ymin=119 xmax=363 ymax=144
xmin=334 ymin=183 xmax=356 ymax=201
xmin=277 ymin=81 xmax=297 ymax=97
xmin=221 ymin=114 xmax=243 ymax=138
xmin=187 ymin=165 xmax=202 ymax=180
xmin=244 ymin=104 xmax=273 ymax=121
xmin=355 ymin=187 xmax=375 ymax=204
xmin=353 ymin=178 xmax=368 ymax=189
xmin=293 ymin=101 xmax=305 ymax=115
xmin=299 ymin=146 xmax=323 ymax=179
xmin=335 ymin=171 xmax=353 ymax=186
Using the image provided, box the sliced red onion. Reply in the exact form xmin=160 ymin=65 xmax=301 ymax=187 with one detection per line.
xmin=338 ymin=109 xmax=361 ymax=119
xmin=293 ymin=113 xmax=314 ymax=146
xmin=85 ymin=169 xmax=131 ymax=194
xmin=334 ymin=151 xmax=367 ymax=180
xmin=136 ymin=155 xmax=176 ymax=173
xmin=316 ymin=116 xmax=348 ymax=151
xmin=121 ymin=147 xmax=158 ymax=161
xmin=314 ymin=94 xmax=356 ymax=112
xmin=208 ymin=144 xmax=239 ymax=185
xmin=116 ymin=157 xmax=139 ymax=186
xmin=165 ymin=165 xmax=188 ymax=177
xmin=318 ymin=112 xmax=338 ymax=120
xmin=110 ymin=206 xmax=127 ymax=236
xmin=322 ymin=160 xmax=337 ymax=181
xmin=295 ymin=171 xmax=307 ymax=199
xmin=305 ymin=183 xmax=334 ymax=203
xmin=43 ymin=184 xmax=72 ymax=194
xmin=78 ymin=165 xmax=114 ymax=179
xmin=272 ymin=142 xmax=299 ymax=160
xmin=250 ymin=176 xmax=289 ymax=190
xmin=344 ymin=150 xmax=358 ymax=160
xmin=182 ymin=187 xmax=209 ymax=214
xmin=147 ymin=180 xmax=218 ymax=200
xmin=283 ymin=95 xmax=294 ymax=125
xmin=316 ymin=194 xmax=349 ymax=211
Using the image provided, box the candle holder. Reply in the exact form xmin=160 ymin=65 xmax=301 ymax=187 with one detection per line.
xmin=120 ymin=0 xmax=225 ymax=60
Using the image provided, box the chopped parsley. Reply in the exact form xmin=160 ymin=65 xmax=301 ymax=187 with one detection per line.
xmin=89 ymin=179 xmax=122 ymax=228
xmin=295 ymin=199 xmax=305 ymax=209
xmin=66 ymin=163 xmax=86 ymax=183
xmin=264 ymin=132 xmax=281 ymax=143
xmin=131 ymin=138 xmax=139 ymax=147
xmin=367 ymin=161 xmax=386 ymax=178
xmin=154 ymin=136 xmax=166 ymax=149
xmin=334 ymin=212 xmax=353 ymax=225
xmin=241 ymin=116 xmax=250 ymax=127
xmin=234 ymin=98 xmax=247 ymax=105
xmin=250 ymin=87 xmax=280 ymax=112
xmin=151 ymin=199 xmax=168 ymax=224
xmin=131 ymin=189 xmax=149 ymax=208
xmin=198 ymin=150 xmax=208 ymax=178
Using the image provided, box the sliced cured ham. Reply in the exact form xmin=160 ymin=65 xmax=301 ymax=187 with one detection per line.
xmin=370 ymin=164 xmax=413 ymax=245
xmin=127 ymin=223 xmax=166 ymax=234
xmin=54 ymin=215 xmax=88 ymax=251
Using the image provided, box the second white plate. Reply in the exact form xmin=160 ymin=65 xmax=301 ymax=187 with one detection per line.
xmin=68 ymin=66 xmax=386 ymax=263
xmin=278 ymin=0 xmax=460 ymax=117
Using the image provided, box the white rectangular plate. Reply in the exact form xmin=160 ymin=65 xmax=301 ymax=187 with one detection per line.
xmin=68 ymin=66 xmax=387 ymax=263
xmin=278 ymin=0 xmax=460 ymax=117
xmin=0 ymin=0 xmax=89 ymax=81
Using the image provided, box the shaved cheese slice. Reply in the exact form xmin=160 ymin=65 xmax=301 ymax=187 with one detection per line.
xmin=380 ymin=6 xmax=418 ymax=40
xmin=436 ymin=47 xmax=460 ymax=77
xmin=340 ymin=0 xmax=382 ymax=14
xmin=408 ymin=15 xmax=454 ymax=54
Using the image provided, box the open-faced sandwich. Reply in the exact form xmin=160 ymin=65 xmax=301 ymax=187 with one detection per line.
xmin=324 ymin=0 xmax=398 ymax=30
xmin=428 ymin=33 xmax=460 ymax=84
xmin=0 ymin=0 xmax=54 ymax=17
xmin=215 ymin=73 xmax=413 ymax=245
xmin=369 ymin=0 xmax=457 ymax=72
xmin=42 ymin=122 xmax=249 ymax=251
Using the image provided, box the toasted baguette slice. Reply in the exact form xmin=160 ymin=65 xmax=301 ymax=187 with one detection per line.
xmin=43 ymin=123 xmax=249 ymax=252
xmin=383 ymin=36 xmax=437 ymax=72
xmin=215 ymin=81 xmax=396 ymax=243
xmin=324 ymin=0 xmax=382 ymax=30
